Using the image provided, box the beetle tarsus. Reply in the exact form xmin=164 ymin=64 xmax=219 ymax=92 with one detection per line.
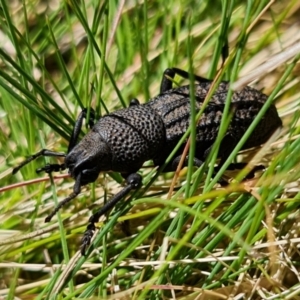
xmin=81 ymin=223 xmax=96 ymax=255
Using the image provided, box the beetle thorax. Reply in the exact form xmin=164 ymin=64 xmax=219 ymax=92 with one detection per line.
xmin=94 ymin=105 xmax=166 ymax=174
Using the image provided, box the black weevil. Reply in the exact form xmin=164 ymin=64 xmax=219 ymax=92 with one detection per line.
xmin=13 ymin=68 xmax=282 ymax=254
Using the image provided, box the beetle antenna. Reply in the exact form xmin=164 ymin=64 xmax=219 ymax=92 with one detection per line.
xmin=13 ymin=149 xmax=65 ymax=174
xmin=45 ymin=172 xmax=82 ymax=222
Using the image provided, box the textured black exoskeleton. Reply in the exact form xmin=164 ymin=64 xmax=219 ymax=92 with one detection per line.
xmin=13 ymin=68 xmax=282 ymax=255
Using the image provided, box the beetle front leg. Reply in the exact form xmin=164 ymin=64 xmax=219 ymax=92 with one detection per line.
xmin=80 ymin=173 xmax=142 ymax=255
xmin=44 ymin=172 xmax=83 ymax=222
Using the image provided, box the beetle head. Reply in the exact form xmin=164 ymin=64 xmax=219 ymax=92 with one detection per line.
xmin=65 ymin=131 xmax=112 ymax=185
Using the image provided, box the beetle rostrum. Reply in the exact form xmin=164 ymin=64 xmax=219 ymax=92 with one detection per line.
xmin=13 ymin=68 xmax=282 ymax=255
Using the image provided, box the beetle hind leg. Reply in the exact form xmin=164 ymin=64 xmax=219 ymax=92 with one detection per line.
xmin=169 ymin=155 xmax=203 ymax=171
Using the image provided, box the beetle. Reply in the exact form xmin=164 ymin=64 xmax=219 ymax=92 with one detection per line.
xmin=13 ymin=68 xmax=282 ymax=254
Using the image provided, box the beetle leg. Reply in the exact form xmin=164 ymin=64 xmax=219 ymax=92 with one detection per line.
xmin=129 ymin=98 xmax=140 ymax=106
xmin=221 ymin=38 xmax=229 ymax=66
xmin=44 ymin=172 xmax=82 ymax=222
xmin=160 ymin=68 xmax=176 ymax=93
xmin=170 ymin=155 xmax=203 ymax=171
xmin=160 ymin=68 xmax=211 ymax=93
xmin=80 ymin=173 xmax=142 ymax=255
xmin=12 ymin=149 xmax=66 ymax=174
xmin=216 ymin=161 xmax=265 ymax=179
xmin=68 ymin=108 xmax=95 ymax=153
xmin=213 ymin=135 xmax=266 ymax=179
xmin=171 ymin=68 xmax=211 ymax=84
